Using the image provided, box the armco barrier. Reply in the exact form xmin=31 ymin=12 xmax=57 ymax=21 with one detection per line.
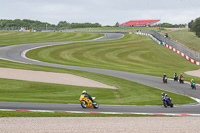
xmin=140 ymin=29 xmax=200 ymax=62
xmin=135 ymin=32 xmax=200 ymax=65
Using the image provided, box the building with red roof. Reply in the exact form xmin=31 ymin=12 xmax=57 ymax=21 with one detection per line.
xmin=119 ymin=20 xmax=160 ymax=27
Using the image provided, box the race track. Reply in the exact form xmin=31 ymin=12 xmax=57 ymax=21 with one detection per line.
xmin=0 ymin=33 xmax=200 ymax=115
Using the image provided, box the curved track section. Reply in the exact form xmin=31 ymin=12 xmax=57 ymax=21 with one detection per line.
xmin=0 ymin=33 xmax=200 ymax=115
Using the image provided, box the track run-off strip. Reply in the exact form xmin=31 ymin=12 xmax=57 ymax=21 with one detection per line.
xmin=1 ymin=109 xmax=200 ymax=116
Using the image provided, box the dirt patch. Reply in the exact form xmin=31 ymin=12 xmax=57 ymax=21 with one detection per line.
xmin=0 ymin=68 xmax=117 ymax=89
xmin=185 ymin=69 xmax=200 ymax=77
xmin=0 ymin=33 xmax=12 ymax=36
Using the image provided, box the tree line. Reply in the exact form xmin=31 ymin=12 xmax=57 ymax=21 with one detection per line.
xmin=188 ymin=17 xmax=200 ymax=37
xmin=0 ymin=19 xmax=102 ymax=29
xmin=157 ymin=23 xmax=186 ymax=28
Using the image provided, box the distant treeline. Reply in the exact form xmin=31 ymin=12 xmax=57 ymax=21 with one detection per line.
xmin=0 ymin=19 xmax=101 ymax=29
xmin=188 ymin=17 xmax=200 ymax=37
xmin=157 ymin=23 xmax=186 ymax=28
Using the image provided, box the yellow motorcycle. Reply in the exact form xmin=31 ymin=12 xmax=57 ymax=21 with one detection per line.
xmin=79 ymin=94 xmax=99 ymax=109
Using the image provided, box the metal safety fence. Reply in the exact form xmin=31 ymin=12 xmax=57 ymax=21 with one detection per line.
xmin=141 ymin=29 xmax=200 ymax=62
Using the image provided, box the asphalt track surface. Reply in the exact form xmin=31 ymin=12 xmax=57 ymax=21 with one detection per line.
xmin=0 ymin=33 xmax=200 ymax=115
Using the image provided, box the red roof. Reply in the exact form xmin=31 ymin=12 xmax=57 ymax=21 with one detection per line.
xmin=120 ymin=20 xmax=160 ymax=26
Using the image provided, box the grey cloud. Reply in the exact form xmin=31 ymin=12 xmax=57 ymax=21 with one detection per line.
xmin=0 ymin=0 xmax=200 ymax=25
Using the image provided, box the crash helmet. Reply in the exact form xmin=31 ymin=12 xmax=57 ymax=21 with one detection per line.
xmin=162 ymin=92 xmax=165 ymax=96
xmin=165 ymin=94 xmax=168 ymax=97
xmin=82 ymin=90 xmax=86 ymax=94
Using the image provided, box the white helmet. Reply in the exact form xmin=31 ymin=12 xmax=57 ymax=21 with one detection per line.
xmin=82 ymin=90 xmax=86 ymax=94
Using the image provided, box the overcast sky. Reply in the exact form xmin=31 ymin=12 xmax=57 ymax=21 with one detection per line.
xmin=1 ymin=0 xmax=199 ymax=26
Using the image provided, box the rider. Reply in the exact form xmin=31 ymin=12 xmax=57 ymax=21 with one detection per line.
xmin=163 ymin=73 xmax=167 ymax=82
xmin=174 ymin=73 xmax=177 ymax=78
xmin=191 ymin=79 xmax=195 ymax=87
xmin=82 ymin=90 xmax=94 ymax=103
xmin=179 ymin=73 xmax=183 ymax=80
xmin=161 ymin=92 xmax=166 ymax=100
xmin=165 ymin=94 xmax=170 ymax=102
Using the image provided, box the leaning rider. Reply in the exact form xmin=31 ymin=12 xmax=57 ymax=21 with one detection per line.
xmin=174 ymin=73 xmax=177 ymax=77
xmin=82 ymin=90 xmax=94 ymax=103
xmin=161 ymin=92 xmax=166 ymax=101
xmin=191 ymin=79 xmax=195 ymax=87
xmin=163 ymin=73 xmax=167 ymax=82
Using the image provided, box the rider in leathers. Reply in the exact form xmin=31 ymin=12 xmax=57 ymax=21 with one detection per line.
xmin=163 ymin=74 xmax=167 ymax=82
xmin=82 ymin=90 xmax=94 ymax=103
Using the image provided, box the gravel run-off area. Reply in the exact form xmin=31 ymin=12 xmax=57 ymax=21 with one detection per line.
xmin=185 ymin=69 xmax=200 ymax=78
xmin=0 ymin=117 xmax=200 ymax=133
xmin=0 ymin=68 xmax=116 ymax=89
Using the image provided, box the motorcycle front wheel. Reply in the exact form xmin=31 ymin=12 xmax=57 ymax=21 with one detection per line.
xmin=93 ymin=101 xmax=99 ymax=109
xmin=163 ymin=102 xmax=167 ymax=108
xmin=81 ymin=101 xmax=87 ymax=108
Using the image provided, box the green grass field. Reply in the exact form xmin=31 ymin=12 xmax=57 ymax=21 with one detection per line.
xmin=0 ymin=58 xmax=194 ymax=105
xmin=168 ymin=29 xmax=200 ymax=52
xmin=0 ymin=31 xmax=198 ymax=116
xmin=27 ymin=34 xmax=200 ymax=82
xmin=0 ymin=31 xmax=103 ymax=46
xmin=0 ymin=74 xmax=193 ymax=105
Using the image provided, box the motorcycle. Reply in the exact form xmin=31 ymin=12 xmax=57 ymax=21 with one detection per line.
xmin=163 ymin=76 xmax=167 ymax=83
xmin=79 ymin=94 xmax=99 ymax=109
xmin=191 ymin=82 xmax=196 ymax=90
xmin=162 ymin=97 xmax=173 ymax=108
xmin=174 ymin=75 xmax=178 ymax=81
xmin=179 ymin=77 xmax=184 ymax=84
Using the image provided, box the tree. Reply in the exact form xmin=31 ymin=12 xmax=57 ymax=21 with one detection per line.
xmin=57 ymin=21 xmax=70 ymax=27
xmin=115 ymin=22 xmax=119 ymax=27
xmin=188 ymin=20 xmax=195 ymax=31
xmin=194 ymin=17 xmax=200 ymax=37
xmin=189 ymin=17 xmax=200 ymax=38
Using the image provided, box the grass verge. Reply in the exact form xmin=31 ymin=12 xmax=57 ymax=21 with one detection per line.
xmin=0 ymin=111 xmax=170 ymax=117
xmin=0 ymin=31 xmax=103 ymax=46
xmin=168 ymin=29 xmax=200 ymax=52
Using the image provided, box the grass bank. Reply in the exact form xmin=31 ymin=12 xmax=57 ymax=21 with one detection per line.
xmin=27 ymin=34 xmax=200 ymax=82
xmin=168 ymin=29 xmax=200 ymax=52
xmin=0 ymin=31 xmax=103 ymax=46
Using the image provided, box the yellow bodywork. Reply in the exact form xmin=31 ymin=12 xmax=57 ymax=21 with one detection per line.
xmin=79 ymin=94 xmax=93 ymax=107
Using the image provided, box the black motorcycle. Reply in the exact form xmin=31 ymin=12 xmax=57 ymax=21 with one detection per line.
xmin=174 ymin=75 xmax=178 ymax=81
xmin=162 ymin=97 xmax=173 ymax=108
